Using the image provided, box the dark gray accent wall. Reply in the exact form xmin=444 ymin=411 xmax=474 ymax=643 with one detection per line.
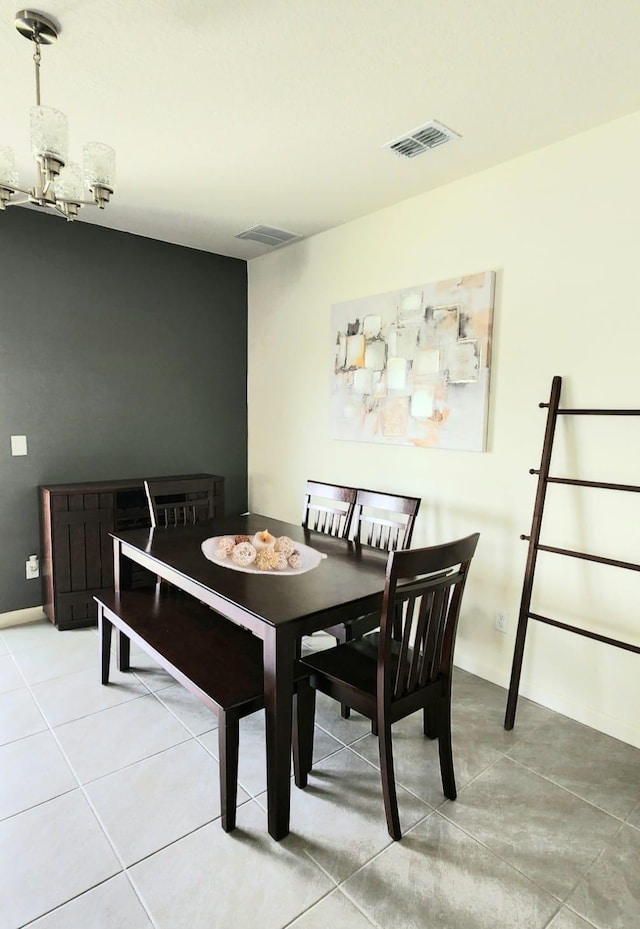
xmin=0 ymin=208 xmax=248 ymax=613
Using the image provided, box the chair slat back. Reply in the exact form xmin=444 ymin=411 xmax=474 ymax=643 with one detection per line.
xmin=145 ymin=477 xmax=215 ymax=529
xmin=352 ymin=489 xmax=420 ymax=551
xmin=378 ymin=534 xmax=479 ymax=703
xmin=302 ymin=480 xmax=357 ymax=538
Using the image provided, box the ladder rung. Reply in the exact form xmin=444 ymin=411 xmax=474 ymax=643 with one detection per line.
xmin=521 ymin=539 xmax=640 ymax=573
xmin=541 ymin=405 xmax=640 ymax=415
xmin=528 ymin=612 xmax=640 ymax=654
xmin=529 ymin=473 xmax=640 ymax=494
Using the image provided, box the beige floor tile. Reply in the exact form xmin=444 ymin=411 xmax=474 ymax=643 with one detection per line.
xmin=0 ymin=686 xmax=47 ymax=746
xmin=0 ymin=790 xmax=120 ymax=929
xmin=127 ymin=643 xmax=177 ymax=692
xmin=288 ymin=889 xmax=375 ymax=928
xmin=12 ymin=632 xmax=98 ymax=685
xmin=441 ymin=757 xmax=621 ymax=899
xmin=200 ymin=712 xmax=343 ymax=797
xmin=350 ymin=710 xmax=504 ymax=807
xmin=154 ymin=682 xmax=219 ymax=735
xmin=31 ymin=665 xmax=149 ymax=727
xmin=86 ymin=739 xmax=250 ymax=865
xmin=0 ymin=620 xmax=61 ymax=654
xmin=548 ymin=908 xmax=599 ymax=929
xmin=53 ymin=693 xmax=191 ymax=783
xmin=312 ymin=690 xmax=372 ymax=744
xmin=567 ymin=824 xmax=640 ymax=929
xmin=129 ymin=801 xmax=334 ymax=929
xmin=263 ymin=746 xmax=431 ymax=882
xmin=627 ymin=803 xmax=640 ymax=830
xmin=0 ymin=653 xmax=24 ymax=695
xmin=342 ymin=812 xmax=558 ymax=929
xmin=0 ymin=729 xmax=76 ymax=820
xmin=507 ymin=715 xmax=640 ymax=819
xmin=26 ymin=874 xmax=153 ymax=929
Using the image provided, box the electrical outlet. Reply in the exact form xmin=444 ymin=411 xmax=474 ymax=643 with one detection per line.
xmin=26 ymin=555 xmax=39 ymax=579
xmin=495 ymin=611 xmax=508 ymax=634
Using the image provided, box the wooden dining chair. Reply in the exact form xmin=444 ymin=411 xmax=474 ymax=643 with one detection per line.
xmin=144 ymin=476 xmax=216 ymax=529
xmin=144 ymin=477 xmax=217 ymax=593
xmin=324 ymin=488 xmax=421 ymax=717
xmin=294 ymin=532 xmax=480 ymax=840
xmin=299 ymin=480 xmax=358 ymax=655
xmin=351 ymin=487 xmax=420 ymax=551
xmin=301 ymin=480 xmax=357 ymax=538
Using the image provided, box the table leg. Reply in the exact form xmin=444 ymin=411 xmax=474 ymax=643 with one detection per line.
xmin=112 ymin=537 xmax=131 ymax=672
xmin=98 ymin=605 xmax=112 ymax=685
xmin=263 ymin=627 xmax=296 ymax=840
xmin=117 ymin=631 xmax=131 ymax=672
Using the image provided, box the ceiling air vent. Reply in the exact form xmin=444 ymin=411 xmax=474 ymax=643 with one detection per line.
xmin=383 ymin=120 xmax=460 ymax=159
xmin=234 ymin=224 xmax=301 ymax=247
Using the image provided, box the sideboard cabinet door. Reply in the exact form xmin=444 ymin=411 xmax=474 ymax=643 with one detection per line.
xmin=40 ymin=474 xmax=224 ymax=630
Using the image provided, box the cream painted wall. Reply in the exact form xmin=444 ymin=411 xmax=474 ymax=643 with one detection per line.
xmin=247 ymin=111 xmax=640 ymax=748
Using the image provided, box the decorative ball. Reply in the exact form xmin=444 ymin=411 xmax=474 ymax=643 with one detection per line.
xmin=255 ymin=547 xmax=279 ymax=571
xmin=288 ymin=550 xmax=302 ymax=569
xmin=274 ymin=551 xmax=288 ymax=571
xmin=232 ymin=541 xmax=257 ymax=567
xmin=274 ymin=536 xmax=295 ymax=557
xmin=216 ymin=537 xmax=236 ymax=558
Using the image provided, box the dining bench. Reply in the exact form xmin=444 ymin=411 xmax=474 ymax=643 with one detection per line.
xmin=94 ymin=589 xmax=270 ymax=832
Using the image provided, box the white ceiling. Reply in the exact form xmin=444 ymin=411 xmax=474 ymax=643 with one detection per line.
xmin=2 ymin=0 xmax=640 ymax=260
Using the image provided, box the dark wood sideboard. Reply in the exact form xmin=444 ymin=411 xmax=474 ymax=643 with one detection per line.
xmin=39 ymin=474 xmax=225 ymax=630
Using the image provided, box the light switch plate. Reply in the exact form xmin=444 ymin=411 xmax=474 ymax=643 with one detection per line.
xmin=11 ymin=435 xmax=28 ymax=456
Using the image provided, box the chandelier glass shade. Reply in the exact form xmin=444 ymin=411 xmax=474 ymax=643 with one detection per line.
xmin=0 ymin=10 xmax=115 ymax=221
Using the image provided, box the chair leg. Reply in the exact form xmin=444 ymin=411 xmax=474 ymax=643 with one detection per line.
xmin=437 ymin=696 xmax=457 ymax=800
xmin=378 ymin=717 xmax=401 ymax=840
xmin=293 ymin=678 xmax=316 ymax=789
xmin=98 ymin=607 xmax=112 ymax=685
xmin=423 ymin=704 xmax=438 ymax=739
xmin=218 ymin=714 xmax=240 ymax=832
xmin=336 ymin=626 xmax=351 ymax=719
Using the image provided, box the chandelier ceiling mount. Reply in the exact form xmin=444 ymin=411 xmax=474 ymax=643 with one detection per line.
xmin=0 ymin=9 xmax=116 ymax=221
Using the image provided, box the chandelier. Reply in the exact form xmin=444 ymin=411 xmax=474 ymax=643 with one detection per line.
xmin=0 ymin=10 xmax=115 ymax=221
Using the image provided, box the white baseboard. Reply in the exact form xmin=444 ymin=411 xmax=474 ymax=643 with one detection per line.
xmin=0 ymin=606 xmax=47 ymax=630
xmin=456 ymin=656 xmax=640 ymax=751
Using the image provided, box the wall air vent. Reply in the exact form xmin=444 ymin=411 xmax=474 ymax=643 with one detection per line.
xmin=234 ymin=224 xmax=302 ymax=247
xmin=383 ymin=120 xmax=460 ymax=159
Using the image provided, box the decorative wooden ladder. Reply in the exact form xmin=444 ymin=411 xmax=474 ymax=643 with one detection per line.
xmin=504 ymin=374 xmax=640 ymax=729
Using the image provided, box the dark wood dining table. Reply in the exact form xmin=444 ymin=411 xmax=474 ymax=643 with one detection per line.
xmin=111 ymin=513 xmax=389 ymax=840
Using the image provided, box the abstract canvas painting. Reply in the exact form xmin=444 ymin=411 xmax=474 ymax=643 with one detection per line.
xmin=330 ymin=271 xmax=495 ymax=451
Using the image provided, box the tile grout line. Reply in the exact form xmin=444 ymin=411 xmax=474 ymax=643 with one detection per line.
xmin=23 ymin=670 xmax=162 ymax=927
xmin=4 ymin=634 xmax=183 ymax=929
xmin=0 ymin=642 xmax=158 ymax=925
xmin=417 ymin=808 xmax=569 ymax=905
xmin=504 ymin=753 xmax=639 ymax=826
xmin=281 ymin=885 xmax=383 ymax=929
